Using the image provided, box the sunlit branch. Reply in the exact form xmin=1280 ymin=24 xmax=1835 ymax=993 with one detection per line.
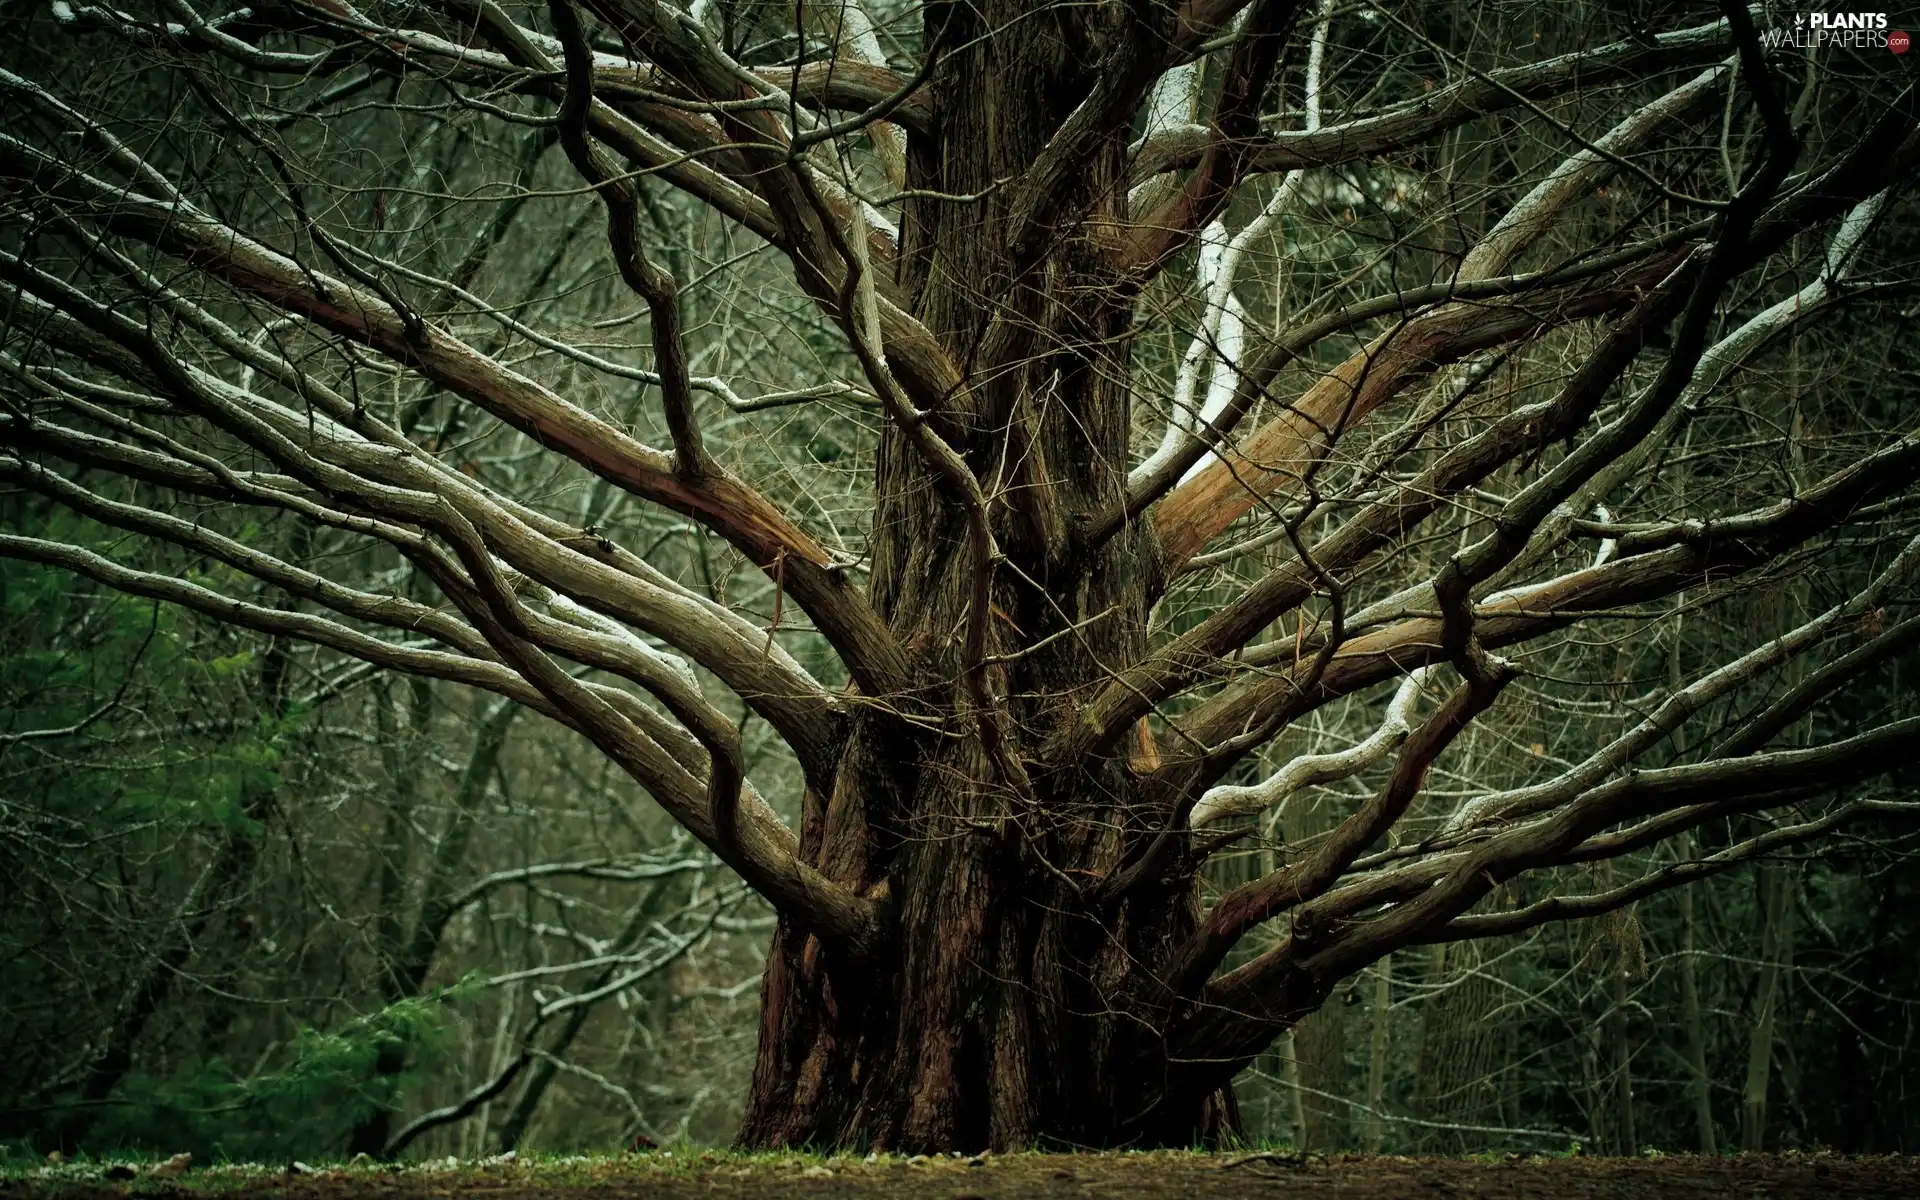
xmin=1131 ymin=0 xmax=1333 ymax=495
xmin=1190 ymin=666 xmax=1426 ymax=830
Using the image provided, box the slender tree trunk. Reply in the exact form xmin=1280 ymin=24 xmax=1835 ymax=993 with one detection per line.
xmin=347 ymin=675 xmax=436 ymax=1158
xmin=1742 ymin=373 xmax=1808 ymax=1154
xmin=350 ymin=694 xmax=519 ymax=1156
xmin=1608 ymin=949 xmax=1636 ymax=1155
xmin=1678 ymin=854 xmax=1718 ymax=1153
xmin=1282 ymin=1029 xmax=1309 ymax=1149
xmin=1366 ymin=955 xmax=1391 ymax=1153
xmin=497 ymin=880 xmax=674 ymax=1151
xmin=1284 ymin=797 xmax=1348 ymax=1149
xmin=1667 ymin=609 xmax=1719 ymax=1154
xmin=468 ymin=985 xmax=519 ymax=1159
xmin=1412 ymin=941 xmax=1501 ymax=1152
xmin=1741 ymin=865 xmax=1794 ymax=1152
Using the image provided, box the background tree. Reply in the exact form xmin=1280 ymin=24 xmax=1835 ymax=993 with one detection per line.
xmin=2 ymin=0 xmax=1918 ymax=1156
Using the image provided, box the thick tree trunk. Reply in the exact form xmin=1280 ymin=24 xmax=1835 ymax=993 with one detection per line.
xmin=737 ymin=2 xmax=1255 ymax=1151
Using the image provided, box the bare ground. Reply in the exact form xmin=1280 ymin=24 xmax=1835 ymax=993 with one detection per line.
xmin=8 ymin=1152 xmax=1920 ymax=1199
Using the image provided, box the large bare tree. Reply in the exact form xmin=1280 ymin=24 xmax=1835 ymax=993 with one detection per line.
xmin=3 ymin=0 xmax=1918 ymax=1153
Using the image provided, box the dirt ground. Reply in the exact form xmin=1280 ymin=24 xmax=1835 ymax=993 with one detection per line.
xmin=7 ymin=1152 xmax=1919 ymax=1200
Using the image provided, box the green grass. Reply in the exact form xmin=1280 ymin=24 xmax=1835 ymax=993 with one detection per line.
xmin=0 ymin=1146 xmax=1249 ymax=1189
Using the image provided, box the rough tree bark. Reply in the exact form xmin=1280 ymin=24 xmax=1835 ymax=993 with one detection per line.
xmin=737 ymin=2 xmax=1219 ymax=1148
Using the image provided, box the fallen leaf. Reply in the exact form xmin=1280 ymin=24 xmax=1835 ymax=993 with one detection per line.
xmin=149 ymin=1153 xmax=192 ymax=1179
